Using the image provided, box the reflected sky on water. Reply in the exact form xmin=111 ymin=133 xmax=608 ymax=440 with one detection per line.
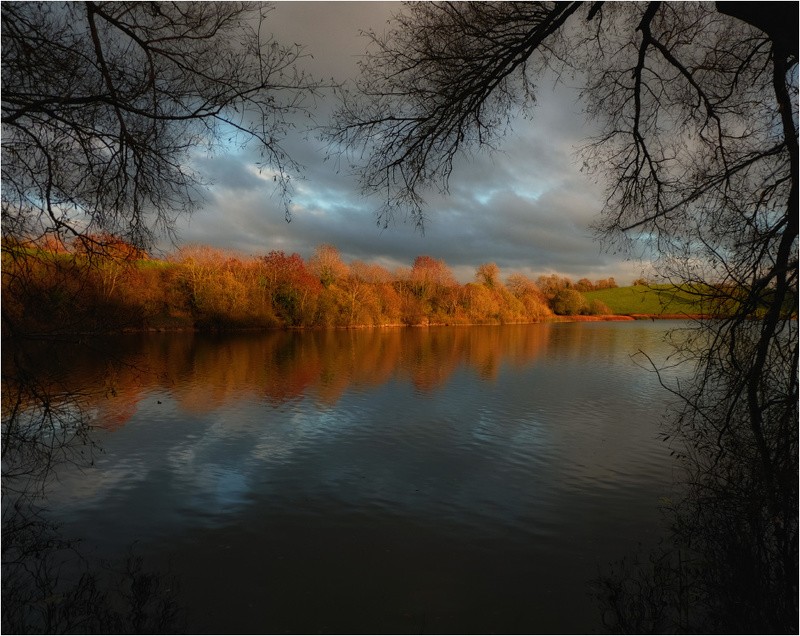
xmin=12 ymin=322 xmax=692 ymax=633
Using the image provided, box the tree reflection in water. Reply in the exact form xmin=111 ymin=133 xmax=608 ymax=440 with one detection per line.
xmin=2 ymin=326 xmax=554 ymax=632
xmin=596 ymin=320 xmax=798 ymax=634
xmin=2 ymin=344 xmax=182 ymax=634
xmin=6 ymin=323 xmax=792 ymax=633
xmin=4 ymin=326 xmax=555 ymax=425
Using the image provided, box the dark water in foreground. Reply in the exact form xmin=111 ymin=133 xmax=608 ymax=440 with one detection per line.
xmin=17 ymin=322 xmax=691 ymax=633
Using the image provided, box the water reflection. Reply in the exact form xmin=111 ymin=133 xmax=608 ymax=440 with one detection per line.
xmin=5 ymin=325 xmax=562 ymax=421
xmin=1 ymin=348 xmax=182 ymax=633
xmin=3 ymin=323 xmax=687 ymax=633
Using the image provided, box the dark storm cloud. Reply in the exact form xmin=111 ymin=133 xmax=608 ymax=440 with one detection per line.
xmin=172 ymin=2 xmax=647 ymax=284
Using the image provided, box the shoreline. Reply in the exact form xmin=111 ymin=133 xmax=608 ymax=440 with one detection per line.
xmin=555 ymin=313 xmax=712 ymax=322
xmin=5 ymin=314 xmax=716 ymax=340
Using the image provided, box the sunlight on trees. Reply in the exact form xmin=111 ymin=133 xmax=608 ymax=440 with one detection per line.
xmin=2 ymin=240 xmax=565 ymax=331
xmin=550 ymin=288 xmax=587 ymax=316
xmin=309 ymin=244 xmax=349 ymax=289
xmin=475 ymin=262 xmax=500 ymax=289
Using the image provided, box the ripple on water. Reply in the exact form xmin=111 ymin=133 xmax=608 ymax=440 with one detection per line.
xmin=23 ymin=323 xmax=689 ymax=634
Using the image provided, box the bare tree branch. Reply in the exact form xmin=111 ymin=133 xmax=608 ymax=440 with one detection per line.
xmin=2 ymin=1 xmax=322 ymax=251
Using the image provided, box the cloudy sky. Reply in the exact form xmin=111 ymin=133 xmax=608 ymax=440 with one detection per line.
xmin=175 ymin=2 xmax=648 ymax=284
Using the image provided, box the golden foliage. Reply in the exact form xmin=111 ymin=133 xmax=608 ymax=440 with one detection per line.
xmin=3 ymin=239 xmax=560 ymax=334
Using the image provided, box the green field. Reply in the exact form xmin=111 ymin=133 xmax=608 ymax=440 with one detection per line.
xmin=583 ymin=284 xmax=709 ymax=316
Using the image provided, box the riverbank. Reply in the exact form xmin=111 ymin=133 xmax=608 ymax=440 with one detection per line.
xmin=5 ymin=313 xmax=717 ymax=342
xmin=3 ymin=242 xmax=714 ymax=336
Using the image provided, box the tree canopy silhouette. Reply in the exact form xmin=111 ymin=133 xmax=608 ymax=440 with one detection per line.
xmin=2 ymin=1 xmax=319 ymax=252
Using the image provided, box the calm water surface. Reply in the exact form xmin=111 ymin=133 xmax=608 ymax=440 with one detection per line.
xmin=33 ymin=322 xmax=689 ymax=633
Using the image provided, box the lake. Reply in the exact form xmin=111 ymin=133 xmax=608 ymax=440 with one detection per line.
xmin=5 ymin=321 xmax=692 ymax=633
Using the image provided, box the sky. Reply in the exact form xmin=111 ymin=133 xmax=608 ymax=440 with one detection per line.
xmin=174 ymin=1 xmax=650 ymax=285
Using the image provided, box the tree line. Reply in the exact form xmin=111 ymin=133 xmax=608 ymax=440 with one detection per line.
xmin=2 ymin=236 xmax=621 ymax=334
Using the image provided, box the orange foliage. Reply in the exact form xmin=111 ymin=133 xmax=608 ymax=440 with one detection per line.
xmin=309 ymin=244 xmax=349 ymax=288
xmin=3 ymin=236 xmax=608 ymax=334
xmin=73 ymin=233 xmax=148 ymax=260
xmin=475 ymin=262 xmax=500 ymax=288
xmin=261 ymin=251 xmax=321 ymax=325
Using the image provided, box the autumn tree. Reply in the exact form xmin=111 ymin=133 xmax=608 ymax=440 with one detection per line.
xmin=461 ymin=283 xmax=501 ymax=323
xmin=550 ymin=288 xmax=587 ymax=316
xmin=329 ymin=2 xmax=798 ymax=630
xmin=574 ymin=278 xmax=595 ymax=292
xmin=410 ymin=255 xmax=456 ymax=297
xmin=260 ymin=251 xmax=321 ymax=325
xmin=72 ymin=233 xmax=149 ymax=302
xmin=35 ymin=235 xmax=70 ymax=255
xmin=342 ymin=261 xmax=387 ymax=325
xmin=309 ymin=244 xmax=349 ymax=289
xmin=506 ymin=273 xmax=552 ymax=321
xmin=594 ymin=278 xmax=617 ymax=290
xmin=409 ymin=255 xmax=458 ymax=321
xmin=535 ymin=274 xmax=573 ymax=298
xmin=475 ymin=262 xmax=500 ymax=289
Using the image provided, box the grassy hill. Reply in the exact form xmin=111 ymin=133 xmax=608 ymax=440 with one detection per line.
xmin=583 ymin=284 xmax=709 ymax=316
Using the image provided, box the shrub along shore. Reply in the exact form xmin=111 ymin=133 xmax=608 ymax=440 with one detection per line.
xmin=2 ymin=237 xmax=713 ymax=336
